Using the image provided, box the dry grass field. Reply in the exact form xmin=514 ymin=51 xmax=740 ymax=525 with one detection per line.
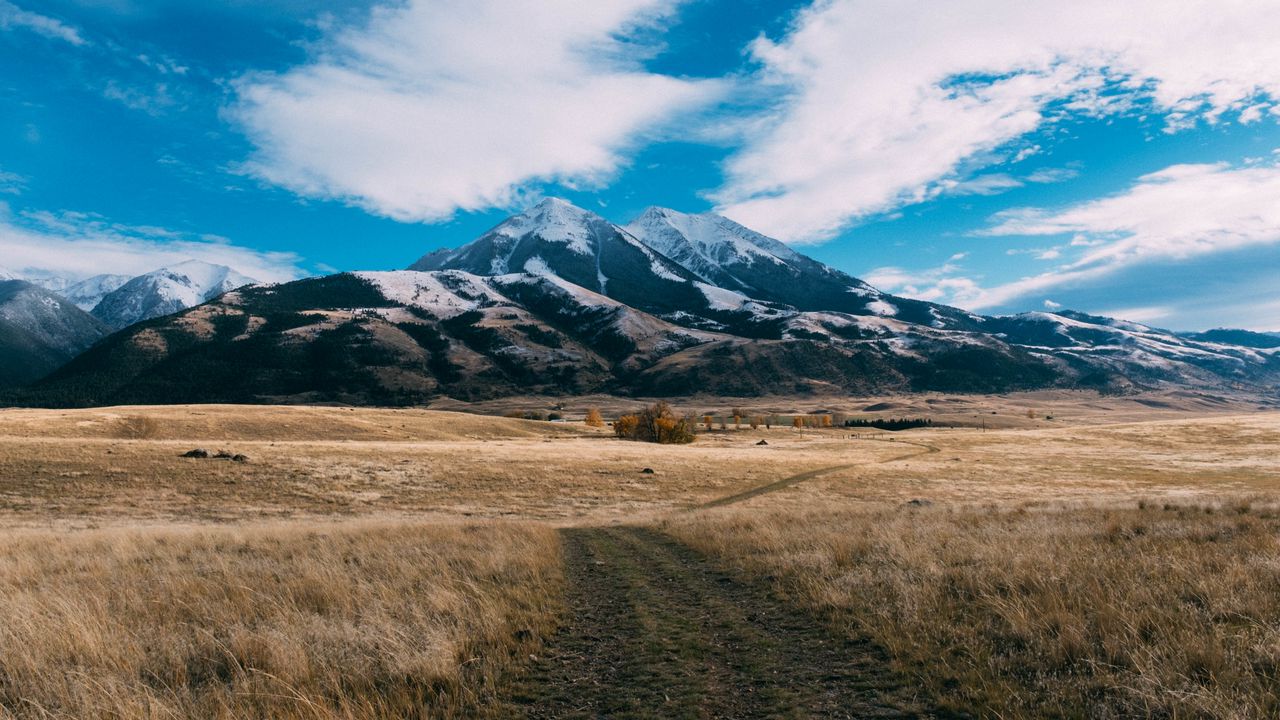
xmin=664 ymin=501 xmax=1280 ymax=718
xmin=1 ymin=392 xmax=1279 ymax=718
xmin=0 ymin=520 xmax=560 ymax=719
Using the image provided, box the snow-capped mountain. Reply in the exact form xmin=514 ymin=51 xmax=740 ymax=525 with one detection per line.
xmin=91 ymin=260 xmax=258 ymax=329
xmin=6 ymin=198 xmax=1278 ymax=406
xmin=58 ymin=274 xmax=132 ymax=311
xmin=5 ymin=270 xmax=128 ymax=311
xmin=0 ymin=280 xmax=108 ymax=388
xmin=624 ymin=206 xmax=979 ymax=329
xmin=411 ymin=198 xmax=715 ymax=317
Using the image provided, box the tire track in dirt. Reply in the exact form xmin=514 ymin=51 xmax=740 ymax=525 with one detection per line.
xmin=505 ymin=526 xmax=948 ymax=719
xmin=693 ymin=438 xmax=940 ymax=510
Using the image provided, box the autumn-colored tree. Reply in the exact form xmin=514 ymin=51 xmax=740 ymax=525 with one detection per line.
xmin=704 ymin=415 xmax=714 ymax=431
xmin=733 ymin=415 xmax=742 ymax=430
xmin=792 ymin=416 xmax=804 ymax=430
xmin=821 ymin=415 xmax=833 ymax=428
xmin=749 ymin=416 xmax=762 ymax=430
xmin=613 ymin=414 xmax=639 ymax=439
xmin=584 ymin=408 xmax=605 ymax=427
xmin=615 ymin=402 xmax=695 ymax=444
xmin=1026 ymin=408 xmax=1037 ymax=420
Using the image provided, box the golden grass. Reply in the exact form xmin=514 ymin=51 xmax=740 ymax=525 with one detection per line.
xmin=0 ymin=520 xmax=561 ymax=719
xmin=6 ymin=406 xmax=1279 ymax=529
xmin=0 ymin=405 xmax=591 ymax=442
xmin=3 ymin=401 xmax=1279 ymax=717
xmin=664 ymin=499 xmax=1280 ymax=718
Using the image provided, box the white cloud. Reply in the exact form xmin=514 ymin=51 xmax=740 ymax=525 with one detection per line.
xmin=987 ymin=160 xmax=1280 ymax=270
xmin=937 ymin=173 xmax=1023 ymax=197
xmin=864 ymin=262 xmax=984 ymax=306
xmin=882 ymin=158 xmax=1280 ymax=314
xmin=232 ymin=0 xmax=721 ymax=223
xmin=0 ymin=1 xmax=84 ymax=45
xmin=713 ymin=1 xmax=1280 ymax=242
xmin=1095 ymin=305 xmax=1172 ymax=324
xmin=1042 ymin=299 xmax=1061 ymax=310
xmin=0 ymin=205 xmax=304 ymax=282
xmin=1025 ymin=167 xmax=1079 ymax=184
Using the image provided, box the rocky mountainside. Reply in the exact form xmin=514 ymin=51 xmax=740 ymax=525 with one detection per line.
xmin=0 ymin=280 xmax=108 ymax=388
xmin=8 ymin=199 xmax=1279 ymax=406
xmin=91 ymin=260 xmax=258 ymax=330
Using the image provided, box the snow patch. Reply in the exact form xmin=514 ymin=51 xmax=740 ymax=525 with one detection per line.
xmin=355 ymin=270 xmax=509 ymax=319
xmin=866 ymin=299 xmax=898 ymax=317
xmin=695 ymin=282 xmax=750 ymax=311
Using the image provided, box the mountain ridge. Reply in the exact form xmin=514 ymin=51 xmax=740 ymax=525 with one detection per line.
xmin=7 ymin=198 xmax=1278 ymax=406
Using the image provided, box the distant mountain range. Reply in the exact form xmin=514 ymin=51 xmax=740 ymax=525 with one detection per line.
xmin=7 ymin=199 xmax=1277 ymax=407
xmin=0 ymin=260 xmax=257 ymax=388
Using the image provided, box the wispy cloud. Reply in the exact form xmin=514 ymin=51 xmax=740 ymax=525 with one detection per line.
xmin=712 ymin=0 xmax=1280 ymax=243
xmin=0 ymin=167 xmax=24 ymax=195
xmin=232 ymin=0 xmax=723 ymax=223
xmin=874 ymin=157 xmax=1280 ymax=323
xmin=864 ymin=262 xmax=984 ymax=306
xmin=0 ymin=1 xmax=84 ymax=45
xmin=986 ymin=159 xmax=1280 ymax=274
xmin=0 ymin=204 xmax=304 ymax=282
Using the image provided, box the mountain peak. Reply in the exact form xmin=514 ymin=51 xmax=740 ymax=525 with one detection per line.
xmin=91 ymin=259 xmax=258 ymax=330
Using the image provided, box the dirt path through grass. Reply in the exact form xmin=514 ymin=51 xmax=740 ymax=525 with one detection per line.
xmin=505 ymin=526 xmax=946 ymax=719
xmin=694 ymin=438 xmax=939 ymax=510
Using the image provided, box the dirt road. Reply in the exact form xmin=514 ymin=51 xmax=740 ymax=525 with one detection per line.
xmin=505 ymin=526 xmax=947 ymax=719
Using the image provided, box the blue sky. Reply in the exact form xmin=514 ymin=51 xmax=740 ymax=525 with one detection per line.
xmin=2 ymin=0 xmax=1279 ymax=330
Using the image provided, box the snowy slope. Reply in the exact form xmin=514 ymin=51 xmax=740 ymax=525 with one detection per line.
xmin=355 ymin=270 xmax=513 ymax=320
xmin=60 ymin=274 xmax=132 ymax=311
xmin=411 ymin=198 xmax=710 ymax=317
xmin=624 ymin=207 xmax=802 ymax=282
xmin=622 ymin=205 xmax=979 ymax=329
xmin=91 ymin=260 xmax=258 ymax=329
xmin=0 ymin=280 xmax=108 ymax=387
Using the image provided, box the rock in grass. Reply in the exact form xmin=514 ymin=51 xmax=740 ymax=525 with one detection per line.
xmin=640 ymin=468 xmax=656 ymax=474
xmin=181 ymin=448 xmax=210 ymax=458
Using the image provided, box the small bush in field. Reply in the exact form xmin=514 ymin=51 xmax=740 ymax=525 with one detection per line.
xmin=703 ymin=415 xmax=714 ymax=431
xmin=584 ymin=408 xmax=605 ymax=427
xmin=749 ymin=416 xmax=762 ymax=430
xmin=614 ymin=402 xmax=695 ymax=444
